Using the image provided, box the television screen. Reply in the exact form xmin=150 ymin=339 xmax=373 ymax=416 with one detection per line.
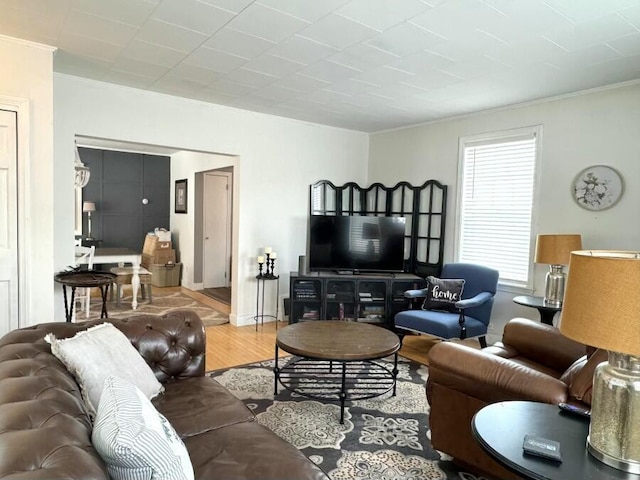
xmin=307 ymin=215 xmax=406 ymax=273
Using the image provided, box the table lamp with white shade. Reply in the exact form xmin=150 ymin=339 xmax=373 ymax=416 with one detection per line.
xmin=560 ymin=250 xmax=640 ymax=473
xmin=82 ymin=201 xmax=96 ymax=240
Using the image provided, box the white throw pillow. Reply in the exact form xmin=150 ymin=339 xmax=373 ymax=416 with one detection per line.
xmin=45 ymin=323 xmax=163 ymax=417
xmin=92 ymin=375 xmax=194 ymax=480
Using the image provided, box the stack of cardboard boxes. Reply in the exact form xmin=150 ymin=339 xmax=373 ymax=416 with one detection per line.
xmin=142 ymin=233 xmax=182 ymax=287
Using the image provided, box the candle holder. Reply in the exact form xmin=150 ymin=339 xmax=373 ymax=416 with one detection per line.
xmin=270 ymin=257 xmax=276 ymax=277
xmin=258 ymin=261 xmax=264 ymax=277
xmin=265 ymin=253 xmax=271 ymax=277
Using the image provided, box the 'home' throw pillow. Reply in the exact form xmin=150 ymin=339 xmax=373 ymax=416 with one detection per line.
xmin=45 ymin=323 xmax=164 ymax=417
xmin=422 ymin=276 xmax=465 ymax=312
xmin=92 ymin=375 xmax=194 ymax=480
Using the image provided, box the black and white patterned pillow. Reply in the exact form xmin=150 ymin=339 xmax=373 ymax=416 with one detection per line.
xmin=422 ymin=276 xmax=465 ymax=312
xmin=92 ymin=375 xmax=194 ymax=480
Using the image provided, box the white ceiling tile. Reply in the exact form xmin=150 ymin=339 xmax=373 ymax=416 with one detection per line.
xmin=151 ymin=0 xmax=235 ymax=35
xmin=607 ymin=32 xmax=640 ymax=56
xmin=221 ymin=68 xmax=277 ymax=88
xmin=297 ymin=59 xmax=361 ymax=83
xmin=183 ymin=46 xmax=248 ymax=73
xmin=325 ymin=78 xmax=380 ymax=96
xmin=226 ymin=3 xmax=309 ymax=42
xmin=242 ymin=53 xmax=304 ymax=77
xmin=58 ymin=31 xmax=122 ymax=62
xmin=619 ymin=4 xmax=640 ymax=29
xmin=297 ymin=13 xmax=378 ymax=50
xmin=205 ymin=28 xmax=275 ymax=59
xmin=307 ymin=89 xmax=353 ymax=104
xmin=72 ymin=0 xmax=156 ymax=27
xmin=150 ymin=76 xmax=206 ymax=96
xmin=543 ymin=0 xmax=640 ymax=23
xmin=389 ymin=50 xmax=456 ymax=76
xmin=544 ymin=13 xmax=638 ymax=51
xmin=256 ymin=0 xmax=350 ymax=22
xmin=410 ymin=0 xmax=504 ymax=40
xmin=53 ymin=50 xmax=112 ymax=79
xmin=249 ymin=84 xmax=300 ymax=102
xmin=366 ymin=21 xmax=446 ymax=56
xmin=122 ymin=40 xmax=187 ymax=68
xmin=0 ymin=4 xmax=66 ymax=43
xmin=270 ymin=74 xmax=330 ymax=93
xmin=402 ymin=69 xmax=463 ymax=90
xmin=112 ymin=57 xmax=170 ymax=78
xmin=438 ymin=55 xmax=507 ymax=80
xmin=207 ymin=79 xmax=258 ymax=96
xmin=64 ymin=8 xmax=138 ymax=45
xmin=354 ymin=66 xmax=416 ymax=86
xmin=545 ymin=44 xmax=624 ymax=69
xmin=336 ymin=0 xmax=432 ymax=31
xmin=136 ymin=19 xmax=208 ymax=53
xmin=266 ymin=35 xmax=337 ymax=65
xmin=478 ymin=0 xmax=573 ymax=36
xmin=165 ymin=63 xmax=222 ymax=84
xmin=102 ymin=69 xmax=156 ymax=89
xmin=198 ymin=0 xmax=255 ymax=14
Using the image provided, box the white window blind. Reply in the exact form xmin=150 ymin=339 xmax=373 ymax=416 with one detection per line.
xmin=457 ymin=130 xmax=538 ymax=287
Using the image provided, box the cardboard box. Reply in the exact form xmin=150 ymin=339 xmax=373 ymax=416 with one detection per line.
xmin=143 ymin=234 xmax=172 ymax=255
xmin=142 ymin=249 xmax=176 ymax=267
xmin=149 ymin=262 xmax=182 ymax=287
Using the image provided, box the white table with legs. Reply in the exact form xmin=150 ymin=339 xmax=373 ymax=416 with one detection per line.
xmin=77 ymin=248 xmax=143 ymax=310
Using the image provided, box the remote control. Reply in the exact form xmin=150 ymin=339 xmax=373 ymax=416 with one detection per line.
xmin=523 ymin=435 xmax=562 ymax=462
xmin=558 ymin=402 xmax=591 ymax=418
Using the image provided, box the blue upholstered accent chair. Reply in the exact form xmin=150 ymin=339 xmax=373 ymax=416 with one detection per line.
xmin=394 ymin=263 xmax=499 ymax=348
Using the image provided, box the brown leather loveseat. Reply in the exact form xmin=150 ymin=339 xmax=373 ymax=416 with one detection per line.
xmin=0 ymin=310 xmax=328 ymax=480
xmin=426 ymin=317 xmax=606 ymax=479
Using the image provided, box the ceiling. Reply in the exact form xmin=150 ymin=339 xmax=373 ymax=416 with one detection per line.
xmin=3 ymin=0 xmax=640 ymax=132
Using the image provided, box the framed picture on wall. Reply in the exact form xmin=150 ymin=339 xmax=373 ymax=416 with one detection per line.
xmin=175 ymin=179 xmax=188 ymax=214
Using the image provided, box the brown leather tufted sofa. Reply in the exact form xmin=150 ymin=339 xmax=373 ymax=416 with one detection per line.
xmin=0 ymin=310 xmax=328 ymax=480
xmin=426 ymin=317 xmax=606 ymax=480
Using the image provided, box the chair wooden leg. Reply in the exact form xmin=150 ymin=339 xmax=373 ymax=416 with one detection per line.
xmin=147 ymin=284 xmax=152 ymax=304
xmin=141 ymin=284 xmax=146 ymax=300
xmin=479 ymin=336 xmax=487 ymax=348
xmin=116 ymin=285 xmax=121 ymax=307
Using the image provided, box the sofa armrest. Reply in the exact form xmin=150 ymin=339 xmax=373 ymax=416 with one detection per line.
xmin=109 ymin=310 xmax=206 ymax=383
xmin=501 ymin=318 xmax=587 ymax=372
xmin=427 ymin=342 xmax=569 ymax=405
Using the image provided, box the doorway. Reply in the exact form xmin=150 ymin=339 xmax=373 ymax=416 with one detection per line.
xmin=201 ymin=169 xmax=233 ymax=305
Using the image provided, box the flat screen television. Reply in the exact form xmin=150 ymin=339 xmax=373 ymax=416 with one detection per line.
xmin=307 ymin=215 xmax=406 ymax=273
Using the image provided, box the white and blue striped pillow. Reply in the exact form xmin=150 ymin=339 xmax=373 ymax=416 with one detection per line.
xmin=92 ymin=375 xmax=194 ymax=480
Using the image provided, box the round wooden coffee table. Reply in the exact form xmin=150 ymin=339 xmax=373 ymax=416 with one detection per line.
xmin=274 ymin=321 xmax=401 ymax=423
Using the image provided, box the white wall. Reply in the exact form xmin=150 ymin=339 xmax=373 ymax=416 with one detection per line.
xmin=0 ymin=36 xmax=54 ymax=328
xmin=369 ymin=82 xmax=640 ymax=342
xmin=53 ymin=74 xmax=369 ymax=325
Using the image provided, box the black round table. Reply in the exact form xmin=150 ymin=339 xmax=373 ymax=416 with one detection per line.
xmin=513 ymin=295 xmax=561 ymax=325
xmin=54 ymin=271 xmax=117 ymax=322
xmin=472 ymin=401 xmax=639 ymax=480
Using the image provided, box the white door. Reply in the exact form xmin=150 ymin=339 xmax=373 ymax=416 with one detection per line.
xmin=203 ymin=172 xmax=231 ymax=288
xmin=0 ymin=109 xmax=18 ymax=333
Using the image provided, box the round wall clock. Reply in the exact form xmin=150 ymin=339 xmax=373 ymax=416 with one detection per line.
xmin=572 ymin=165 xmax=624 ymax=211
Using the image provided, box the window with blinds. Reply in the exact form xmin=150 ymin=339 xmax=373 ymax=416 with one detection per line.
xmin=456 ymin=127 xmax=540 ymax=288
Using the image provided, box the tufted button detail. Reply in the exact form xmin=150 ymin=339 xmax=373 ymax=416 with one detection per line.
xmin=146 ymin=324 xmax=152 ymax=330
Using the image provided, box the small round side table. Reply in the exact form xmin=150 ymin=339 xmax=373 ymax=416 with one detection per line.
xmin=513 ymin=295 xmax=562 ymax=326
xmin=54 ymin=270 xmax=117 ymax=322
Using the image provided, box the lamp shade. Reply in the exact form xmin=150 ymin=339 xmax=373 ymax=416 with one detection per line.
xmin=82 ymin=201 xmax=96 ymax=213
xmin=534 ymin=234 xmax=582 ymax=265
xmin=560 ymin=250 xmax=640 ymax=356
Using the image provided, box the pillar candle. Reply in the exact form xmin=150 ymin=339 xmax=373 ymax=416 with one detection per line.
xmin=264 ymin=247 xmax=272 ymax=254
xmin=257 ymin=255 xmax=264 ymax=263
xmin=271 ymin=252 xmax=277 ymax=259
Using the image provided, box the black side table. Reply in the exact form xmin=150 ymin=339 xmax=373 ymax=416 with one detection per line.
xmin=54 ymin=271 xmax=117 ymax=322
xmin=472 ymin=401 xmax=638 ymax=480
xmin=255 ymin=274 xmax=279 ymax=331
xmin=513 ymin=295 xmax=561 ymax=325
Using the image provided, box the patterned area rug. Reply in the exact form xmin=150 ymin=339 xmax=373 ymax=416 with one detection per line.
xmin=84 ymin=290 xmax=229 ymax=327
xmin=209 ymin=357 xmax=488 ymax=480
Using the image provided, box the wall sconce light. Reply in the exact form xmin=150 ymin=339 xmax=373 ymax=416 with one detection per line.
xmin=74 ymin=142 xmax=90 ymax=188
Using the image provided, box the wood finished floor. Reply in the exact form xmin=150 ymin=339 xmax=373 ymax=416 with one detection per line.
xmin=203 ymin=321 xmax=478 ymax=372
xmin=145 ymin=287 xmax=479 ymax=371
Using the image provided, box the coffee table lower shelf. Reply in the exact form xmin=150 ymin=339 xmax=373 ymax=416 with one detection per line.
xmin=273 ymin=354 xmax=398 ymax=424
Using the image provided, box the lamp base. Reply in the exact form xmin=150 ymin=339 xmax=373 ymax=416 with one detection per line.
xmin=587 ymin=440 xmax=640 ymax=474
xmin=543 ymin=264 xmax=565 ymax=307
xmin=587 ymin=352 xmax=640 ymax=473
